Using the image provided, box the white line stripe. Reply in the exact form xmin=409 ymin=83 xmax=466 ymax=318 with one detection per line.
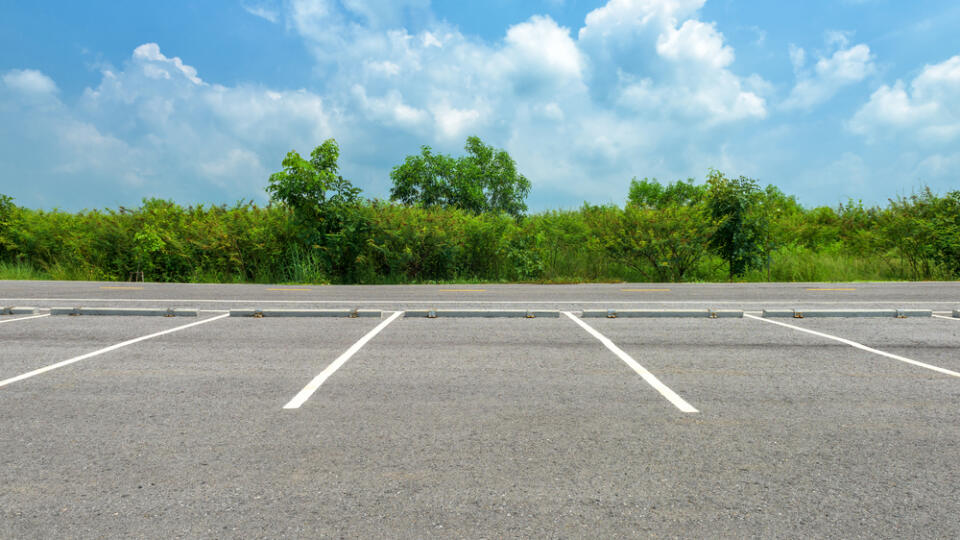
xmin=562 ymin=311 xmax=698 ymax=413
xmin=0 ymin=314 xmax=230 ymax=388
xmin=933 ymin=314 xmax=959 ymax=321
xmin=0 ymin=313 xmax=50 ymax=325
xmin=1 ymin=297 xmax=959 ymax=305
xmin=744 ymin=313 xmax=960 ymax=378
xmin=283 ymin=311 xmax=403 ymax=409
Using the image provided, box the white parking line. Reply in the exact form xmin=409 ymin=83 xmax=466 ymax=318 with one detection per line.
xmin=0 ymin=313 xmax=230 ymax=389
xmin=0 ymin=313 xmax=50 ymax=325
xmin=284 ymin=310 xmax=403 ymax=409
xmin=744 ymin=313 xmax=960 ymax=378
xmin=562 ymin=312 xmax=698 ymax=413
xmin=933 ymin=314 xmax=959 ymax=321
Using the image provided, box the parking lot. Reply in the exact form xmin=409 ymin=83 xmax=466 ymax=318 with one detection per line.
xmin=2 ymin=281 xmax=960 ymax=538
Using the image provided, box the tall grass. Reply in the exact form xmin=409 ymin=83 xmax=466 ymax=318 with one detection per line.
xmin=0 ymin=260 xmax=50 ymax=280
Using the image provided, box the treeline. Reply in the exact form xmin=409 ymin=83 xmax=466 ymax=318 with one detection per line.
xmin=0 ymin=138 xmax=958 ymax=284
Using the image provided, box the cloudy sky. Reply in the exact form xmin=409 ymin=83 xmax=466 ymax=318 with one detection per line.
xmin=1 ymin=0 xmax=958 ymax=211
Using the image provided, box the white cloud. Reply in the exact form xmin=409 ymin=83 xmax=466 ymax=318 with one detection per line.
xmin=783 ymin=37 xmax=875 ymax=110
xmin=656 ymin=20 xmax=734 ymax=70
xmin=132 ymin=43 xmax=204 ymax=85
xmin=579 ymin=0 xmax=705 ymax=40
xmin=351 ymin=85 xmax=430 ymax=130
xmin=502 ymin=16 xmax=585 ymax=83
xmin=1 ymin=0 xmax=790 ymax=210
xmin=431 ymin=104 xmax=482 ymax=139
xmin=242 ymin=3 xmax=279 ymax=23
xmin=917 ymin=152 xmax=960 ymax=178
xmin=0 ymin=45 xmax=339 ymax=207
xmin=850 ymin=55 xmax=960 ymax=142
xmin=2 ymin=69 xmax=58 ymax=96
xmin=592 ymin=1 xmax=766 ymax=124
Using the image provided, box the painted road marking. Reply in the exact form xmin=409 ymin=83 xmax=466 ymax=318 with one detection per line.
xmin=621 ymin=289 xmax=671 ymax=292
xmin=562 ymin=312 xmax=698 ymax=413
xmin=284 ymin=311 xmax=404 ymax=409
xmin=439 ymin=289 xmax=486 ymax=292
xmin=744 ymin=313 xmax=960 ymax=378
xmin=0 ymin=314 xmax=230 ymax=389
xmin=0 ymin=313 xmax=50 ymax=325
xmin=99 ymin=286 xmax=144 ymax=290
xmin=806 ymin=288 xmax=857 ymax=291
xmin=933 ymin=314 xmax=959 ymax=321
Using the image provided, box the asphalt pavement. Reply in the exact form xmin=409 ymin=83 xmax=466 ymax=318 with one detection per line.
xmin=1 ymin=280 xmax=959 ymax=538
xmin=1 ymin=279 xmax=959 ymax=311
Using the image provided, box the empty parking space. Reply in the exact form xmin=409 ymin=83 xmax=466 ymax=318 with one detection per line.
xmin=583 ymin=317 xmax=960 ymax=537
xmin=591 ymin=317 xmax=960 ymax=418
xmin=0 ymin=317 xmax=386 ymax=539
xmin=283 ymin=317 xmax=711 ymax=536
xmin=782 ymin=316 xmax=960 ymax=373
xmin=0 ymin=315 xmax=201 ymax=383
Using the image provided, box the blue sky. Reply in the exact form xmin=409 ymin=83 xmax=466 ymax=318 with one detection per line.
xmin=1 ymin=0 xmax=959 ymax=211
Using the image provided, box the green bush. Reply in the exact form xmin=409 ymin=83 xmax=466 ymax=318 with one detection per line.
xmin=2 ymin=176 xmax=959 ymax=285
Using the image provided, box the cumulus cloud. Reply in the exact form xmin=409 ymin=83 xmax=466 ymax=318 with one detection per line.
xmin=0 ymin=67 xmax=146 ymax=206
xmin=579 ymin=0 xmax=705 ymax=39
xmin=2 ymin=69 xmax=58 ymax=96
xmin=502 ymin=15 xmax=585 ymax=86
xmin=0 ymin=44 xmax=338 ymax=207
xmin=782 ymin=35 xmax=875 ymax=110
xmin=574 ymin=0 xmax=766 ymax=124
xmin=2 ymin=0 xmax=777 ymax=210
xmin=850 ymin=55 xmax=960 ymax=142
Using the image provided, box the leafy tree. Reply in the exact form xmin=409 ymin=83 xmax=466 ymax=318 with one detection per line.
xmin=620 ymin=205 xmax=715 ymax=282
xmin=266 ymin=139 xmax=360 ymax=219
xmin=879 ymin=188 xmax=960 ymax=279
xmin=628 ymin=177 xmax=705 ymax=209
xmin=932 ymin=190 xmax=960 ymax=275
xmin=705 ymin=169 xmax=767 ymax=279
xmin=587 ymin=203 xmax=715 ymax=282
xmin=0 ymin=194 xmax=15 ymax=259
xmin=266 ymin=139 xmax=366 ymax=282
xmin=390 ymin=136 xmax=531 ymax=217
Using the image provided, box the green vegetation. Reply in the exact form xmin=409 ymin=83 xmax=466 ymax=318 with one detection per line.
xmin=1 ymin=137 xmax=958 ymax=284
xmin=389 ymin=136 xmax=531 ymax=217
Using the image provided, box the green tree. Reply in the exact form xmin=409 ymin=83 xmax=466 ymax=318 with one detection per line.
xmin=628 ymin=177 xmax=705 ymax=209
xmin=0 ymin=194 xmax=15 ymax=259
xmin=266 ymin=139 xmax=366 ymax=282
xmin=879 ymin=188 xmax=960 ymax=279
xmin=585 ymin=203 xmax=715 ymax=282
xmin=932 ymin=190 xmax=960 ymax=275
xmin=266 ymin=139 xmax=360 ymax=218
xmin=390 ymin=136 xmax=531 ymax=217
xmin=705 ymin=170 xmax=767 ymax=279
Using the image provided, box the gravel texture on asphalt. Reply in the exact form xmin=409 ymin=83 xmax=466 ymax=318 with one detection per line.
xmin=2 ymin=281 xmax=960 ymax=538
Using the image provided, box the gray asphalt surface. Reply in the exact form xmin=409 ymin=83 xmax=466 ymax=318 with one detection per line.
xmin=1 ymin=279 xmax=959 ymax=311
xmin=2 ymin=281 xmax=960 ymax=538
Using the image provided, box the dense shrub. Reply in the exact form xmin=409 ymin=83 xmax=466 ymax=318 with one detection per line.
xmin=1 ymin=178 xmax=958 ymax=284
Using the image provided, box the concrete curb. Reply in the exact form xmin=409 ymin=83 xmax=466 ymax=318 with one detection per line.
xmin=762 ymin=309 xmax=932 ymax=318
xmin=1 ymin=307 xmax=37 ymax=315
xmin=403 ymin=310 xmax=560 ymax=318
xmin=50 ymin=307 xmax=198 ymax=317
xmin=229 ymin=309 xmax=381 ymax=318
xmin=582 ymin=309 xmax=743 ymax=318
